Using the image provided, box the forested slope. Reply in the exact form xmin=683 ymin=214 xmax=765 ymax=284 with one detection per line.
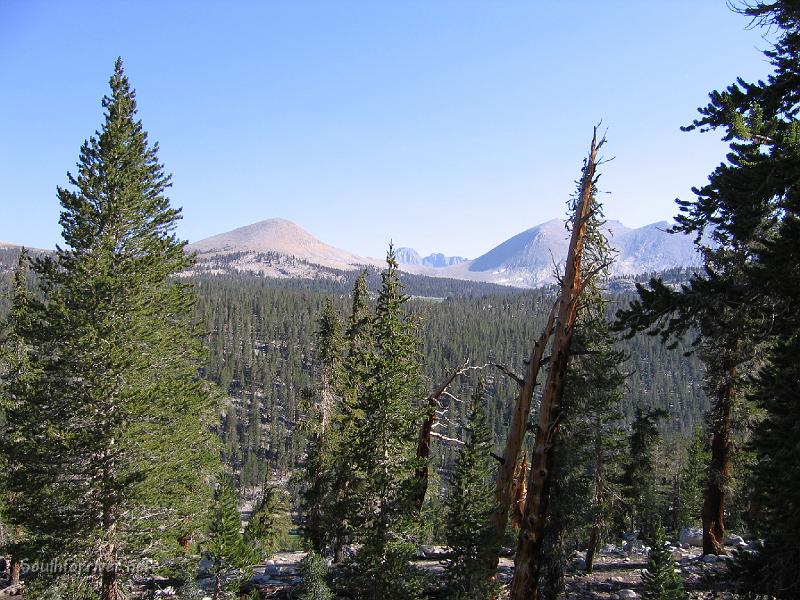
xmin=0 ymin=249 xmax=706 ymax=490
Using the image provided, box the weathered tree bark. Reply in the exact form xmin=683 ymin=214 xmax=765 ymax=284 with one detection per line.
xmin=702 ymin=370 xmax=735 ymax=556
xmin=509 ymin=129 xmax=604 ymax=600
xmin=100 ymin=567 xmax=118 ymax=600
xmin=489 ymin=304 xmax=557 ymax=563
xmin=510 ymin=452 xmax=528 ymax=530
xmin=412 ymin=361 xmax=470 ymax=512
xmin=9 ymin=556 xmax=20 ymax=586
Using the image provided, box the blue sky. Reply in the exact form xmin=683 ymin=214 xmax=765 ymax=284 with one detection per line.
xmin=0 ymin=1 xmax=771 ymax=259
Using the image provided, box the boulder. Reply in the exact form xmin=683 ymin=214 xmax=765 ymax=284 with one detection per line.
xmin=725 ymin=534 xmax=745 ymax=546
xmin=618 ymin=590 xmax=638 ymax=599
xmin=679 ymin=526 xmax=703 ymax=547
xmin=0 ymin=585 xmax=23 ymax=598
xmin=702 ymin=554 xmax=718 ymax=564
xmin=197 ymin=556 xmax=213 ymax=576
xmin=416 ymin=544 xmax=451 ymax=559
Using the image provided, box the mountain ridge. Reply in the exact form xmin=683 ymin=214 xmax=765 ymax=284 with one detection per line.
xmin=186 ymin=216 xmax=703 ymax=288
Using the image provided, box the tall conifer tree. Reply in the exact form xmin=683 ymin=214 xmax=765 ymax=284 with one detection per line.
xmin=345 ymin=248 xmax=426 ymax=600
xmin=444 ymin=379 xmax=498 ymax=600
xmin=0 ymin=59 xmax=216 ymax=599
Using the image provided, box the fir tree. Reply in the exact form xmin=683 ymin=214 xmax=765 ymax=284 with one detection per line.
xmin=676 ymin=426 xmax=708 ymax=528
xmin=297 ymin=552 xmax=334 ymax=600
xmin=539 ymin=282 xmax=627 ymax=594
xmin=301 ymin=299 xmax=343 ymax=553
xmin=0 ymin=59 xmax=217 ymax=599
xmin=444 ymin=379 xmax=499 ymax=600
xmin=622 ymin=407 xmax=666 ymax=543
xmin=641 ymin=521 xmax=686 ymax=600
xmin=244 ymin=483 xmax=292 ymax=560
xmin=206 ymin=483 xmax=255 ymax=600
xmin=0 ymin=251 xmax=34 ymax=587
xmin=345 ymin=247 xmax=426 ymax=600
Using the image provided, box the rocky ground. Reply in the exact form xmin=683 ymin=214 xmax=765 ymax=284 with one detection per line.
xmin=239 ymin=541 xmax=741 ymax=600
xmin=555 ymin=546 xmax=738 ymax=600
xmin=0 ymin=535 xmax=746 ymax=599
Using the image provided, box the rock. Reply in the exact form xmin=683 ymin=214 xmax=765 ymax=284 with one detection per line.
xmin=725 ymin=534 xmax=745 ymax=546
xmin=498 ymin=546 xmax=515 ymax=557
xmin=197 ymin=556 xmax=213 ymax=575
xmin=702 ymin=554 xmax=718 ymax=563
xmin=0 ymin=585 xmax=23 ymax=598
xmin=602 ymin=543 xmax=621 ymax=554
xmin=679 ymin=526 xmax=703 ymax=547
xmin=250 ymin=572 xmax=278 ymax=585
xmin=618 ymin=590 xmax=638 ymax=599
xmin=497 ymin=572 xmax=512 ymax=583
xmin=197 ymin=576 xmax=216 ymax=591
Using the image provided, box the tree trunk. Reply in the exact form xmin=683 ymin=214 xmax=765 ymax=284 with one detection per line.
xmin=9 ymin=556 xmax=20 ymax=586
xmin=334 ymin=542 xmax=345 ymax=564
xmin=489 ymin=304 xmax=556 ymax=565
xmin=702 ymin=372 xmax=734 ymax=556
xmin=510 ymin=452 xmax=528 ymax=529
xmin=213 ymin=573 xmax=222 ymax=600
xmin=100 ymin=568 xmax=118 ymax=600
xmin=586 ymin=525 xmax=600 ymax=575
xmin=586 ymin=436 xmax=605 ymax=575
xmin=412 ymin=363 xmax=469 ymax=511
xmin=509 ymin=129 xmax=603 ymax=600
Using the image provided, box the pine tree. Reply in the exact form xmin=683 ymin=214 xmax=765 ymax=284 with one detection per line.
xmin=444 ymin=379 xmax=499 ymax=600
xmin=537 ymin=271 xmax=626 ymax=594
xmin=510 ymin=129 xmax=612 ymax=600
xmin=244 ymin=483 xmax=292 ymax=560
xmin=622 ymin=407 xmax=666 ymax=543
xmin=0 ymin=251 xmax=34 ymax=588
xmin=301 ymin=298 xmax=343 ymax=553
xmin=641 ymin=521 xmax=686 ymax=600
xmin=676 ymin=426 xmax=708 ymax=528
xmin=206 ymin=483 xmax=255 ymax=600
xmin=329 ymin=271 xmax=372 ymax=562
xmin=344 ymin=247 xmax=426 ymax=600
xmin=0 ymin=59 xmax=217 ymax=599
xmin=297 ymin=552 xmax=334 ymax=600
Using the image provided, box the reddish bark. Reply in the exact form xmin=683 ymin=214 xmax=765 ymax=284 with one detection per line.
xmin=510 ymin=129 xmax=604 ymax=600
xmin=489 ymin=304 xmax=557 ymax=566
xmin=702 ymin=372 xmax=734 ymax=556
xmin=510 ymin=453 xmax=528 ymax=530
xmin=9 ymin=556 xmax=20 ymax=586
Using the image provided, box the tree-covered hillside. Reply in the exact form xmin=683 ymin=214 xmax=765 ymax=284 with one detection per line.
xmin=0 ymin=247 xmax=706 ymax=490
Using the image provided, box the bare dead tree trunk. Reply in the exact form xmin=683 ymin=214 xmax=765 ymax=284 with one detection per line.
xmin=702 ymin=370 xmax=734 ymax=556
xmin=509 ymin=129 xmax=604 ymax=600
xmin=412 ymin=361 xmax=470 ymax=512
xmin=510 ymin=452 xmax=528 ymax=530
xmin=489 ymin=304 xmax=556 ymax=564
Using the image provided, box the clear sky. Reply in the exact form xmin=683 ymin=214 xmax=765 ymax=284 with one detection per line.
xmin=0 ymin=1 xmax=772 ymax=259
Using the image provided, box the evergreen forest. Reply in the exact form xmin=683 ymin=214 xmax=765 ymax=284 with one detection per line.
xmin=2 ymin=1 xmax=800 ymax=599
